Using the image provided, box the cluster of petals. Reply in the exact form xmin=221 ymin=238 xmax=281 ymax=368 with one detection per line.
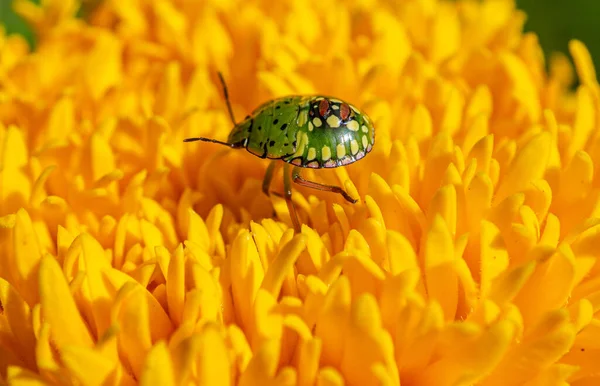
xmin=1 ymin=0 xmax=600 ymax=385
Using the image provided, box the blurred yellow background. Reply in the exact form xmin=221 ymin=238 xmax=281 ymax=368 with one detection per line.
xmin=2 ymin=0 xmax=599 ymax=84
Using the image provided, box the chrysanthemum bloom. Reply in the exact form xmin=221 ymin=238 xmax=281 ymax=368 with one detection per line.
xmin=1 ymin=0 xmax=600 ymax=384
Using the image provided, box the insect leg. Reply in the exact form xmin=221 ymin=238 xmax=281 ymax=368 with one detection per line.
xmin=217 ymin=72 xmax=237 ymax=125
xmin=292 ymin=166 xmax=358 ymax=204
xmin=283 ymin=163 xmax=302 ymax=232
xmin=262 ymin=160 xmax=280 ymax=196
xmin=183 ymin=137 xmax=241 ymax=147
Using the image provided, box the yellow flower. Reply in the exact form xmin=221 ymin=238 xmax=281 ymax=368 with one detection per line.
xmin=1 ymin=0 xmax=600 ymax=384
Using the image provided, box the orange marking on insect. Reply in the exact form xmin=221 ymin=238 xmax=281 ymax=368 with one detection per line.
xmin=319 ymin=99 xmax=330 ymax=117
xmin=340 ymin=103 xmax=350 ymax=120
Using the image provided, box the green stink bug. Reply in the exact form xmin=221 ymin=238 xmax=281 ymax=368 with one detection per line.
xmin=184 ymin=73 xmax=375 ymax=232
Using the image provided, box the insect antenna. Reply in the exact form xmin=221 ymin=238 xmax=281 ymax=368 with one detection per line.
xmin=183 ymin=137 xmax=239 ymax=148
xmin=218 ymin=72 xmax=237 ymax=126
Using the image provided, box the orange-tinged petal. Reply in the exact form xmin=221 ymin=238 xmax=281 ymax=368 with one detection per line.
xmin=356 ymin=218 xmax=390 ymax=270
xmin=514 ymin=245 xmax=576 ymax=329
xmin=297 ymin=337 xmax=322 ymax=386
xmin=484 ymin=310 xmax=576 ymax=386
xmin=110 ymin=281 xmax=173 ymax=378
xmin=60 ymin=345 xmax=116 ymax=385
xmin=422 ymin=215 xmax=458 ymax=321
xmin=5 ymin=366 xmax=48 ymax=386
xmin=227 ymin=324 xmax=253 ymax=375
xmin=39 ymin=255 xmax=94 ymax=348
xmin=396 ymin=301 xmax=444 ymax=376
xmin=140 ymin=341 xmax=175 ymax=386
xmin=188 ymin=263 xmax=221 ymax=323
xmin=480 ymin=220 xmax=509 ymax=299
xmin=261 ymin=234 xmax=306 ymax=297
xmin=408 ymin=104 xmax=433 ymax=144
xmin=187 ymin=208 xmax=210 ymax=251
xmin=569 ymin=39 xmax=598 ymax=87
xmin=77 ymin=233 xmax=114 ymax=338
xmin=238 ymin=339 xmax=280 ymax=386
xmin=340 ymin=293 xmax=399 ymax=386
xmin=0 ymin=278 xmax=36 ymax=370
xmin=386 ymin=230 xmax=418 ymax=275
xmin=489 ymin=260 xmax=535 ymax=306
xmin=167 ymin=244 xmax=185 ymax=326
xmin=9 ymin=209 xmax=42 ymax=306
xmin=427 ymin=184 xmax=457 ymax=237
xmin=253 ymin=289 xmax=282 ymax=349
xmin=420 ymin=132 xmax=454 ymax=205
xmin=230 ymin=229 xmax=264 ymax=332
xmin=495 ymin=132 xmax=551 ymax=204
xmin=316 ymin=367 xmax=345 ymax=386
xmin=196 ymin=324 xmax=232 ymax=386
xmin=316 ymin=276 xmax=351 ymax=367
xmin=416 ymin=319 xmax=515 ymax=386
xmin=379 ymin=269 xmax=420 ymax=336
xmin=368 ymin=173 xmax=417 ymax=246
xmin=298 ymin=225 xmax=330 ymax=274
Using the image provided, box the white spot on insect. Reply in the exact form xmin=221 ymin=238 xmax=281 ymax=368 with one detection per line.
xmin=307 ymin=147 xmax=316 ymax=161
xmin=332 ymin=105 xmax=340 ymax=110
xmin=309 ymin=121 xmax=314 ymax=131
xmin=362 ymin=135 xmax=369 ymax=149
xmin=312 ymin=117 xmax=322 ymax=127
xmin=326 ymin=115 xmax=340 ymax=128
xmin=350 ymin=104 xmax=360 ymax=113
xmin=361 ymin=125 xmax=368 ymax=133
xmin=346 ymin=120 xmax=359 ymax=132
xmin=336 ymin=143 xmax=346 ymax=159
xmin=350 ymin=140 xmax=359 ymax=155
xmin=330 ymin=98 xmax=342 ymax=104
xmin=322 ymin=146 xmax=332 ymax=161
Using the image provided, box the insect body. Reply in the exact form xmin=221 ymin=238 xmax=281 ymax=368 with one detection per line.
xmin=184 ymin=73 xmax=375 ymax=232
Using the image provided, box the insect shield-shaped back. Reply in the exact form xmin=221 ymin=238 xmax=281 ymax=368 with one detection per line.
xmin=281 ymin=96 xmax=375 ymax=168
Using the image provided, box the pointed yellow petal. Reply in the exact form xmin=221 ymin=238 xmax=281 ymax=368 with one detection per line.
xmin=238 ymin=339 xmax=280 ymax=386
xmin=495 ymin=132 xmax=551 ymax=204
xmin=140 ymin=341 xmax=175 ymax=386
xmin=61 ymin=345 xmax=116 ymax=385
xmin=422 ymin=215 xmax=458 ymax=321
xmin=167 ymin=245 xmax=185 ymax=326
xmin=230 ymin=230 xmax=264 ymax=332
xmin=39 ymin=255 xmax=94 ymax=348
xmin=196 ymin=324 xmax=232 ymax=386
xmin=261 ymin=235 xmax=305 ymax=297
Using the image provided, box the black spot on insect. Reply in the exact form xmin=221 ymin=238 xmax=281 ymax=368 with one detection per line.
xmin=245 ymin=115 xmax=250 ymax=119
xmin=284 ymin=143 xmax=289 ymax=146
xmin=275 ymin=105 xmax=281 ymax=109
xmin=247 ymin=119 xmax=254 ymax=133
xmin=269 ymin=140 xmax=275 ymax=147
xmin=258 ymin=126 xmax=262 ymax=131
xmin=273 ymin=119 xmax=279 ymax=125
xmin=280 ymin=123 xmax=288 ymax=131
xmin=292 ymin=140 xmax=297 ymax=147
xmin=284 ymin=100 xmax=291 ymax=104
